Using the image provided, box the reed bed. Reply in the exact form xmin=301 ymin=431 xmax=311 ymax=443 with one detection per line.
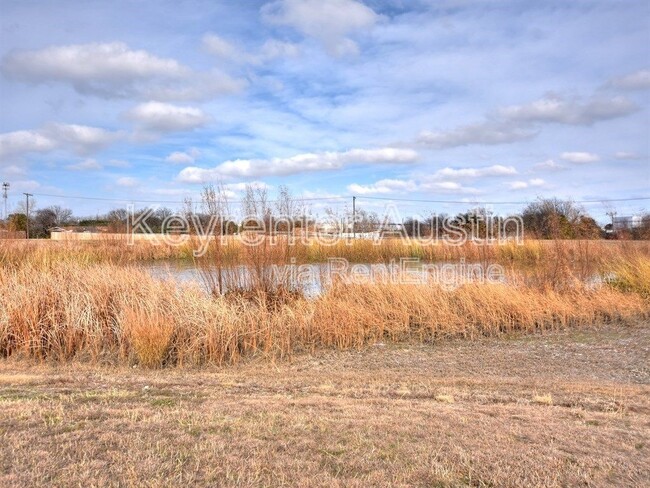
xmin=2 ymin=237 xmax=649 ymax=268
xmin=1 ymin=259 xmax=647 ymax=367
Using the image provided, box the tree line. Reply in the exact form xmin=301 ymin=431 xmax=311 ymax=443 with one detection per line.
xmin=1 ymin=189 xmax=649 ymax=240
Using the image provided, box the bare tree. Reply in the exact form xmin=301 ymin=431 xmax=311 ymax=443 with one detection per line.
xmin=196 ymin=184 xmax=233 ymax=296
xmin=48 ymin=205 xmax=74 ymax=226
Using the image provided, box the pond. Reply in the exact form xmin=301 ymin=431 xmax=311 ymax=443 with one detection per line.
xmin=140 ymin=259 xmax=510 ymax=296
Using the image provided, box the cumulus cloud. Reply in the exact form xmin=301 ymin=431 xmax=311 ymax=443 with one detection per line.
xmin=116 ymin=176 xmax=138 ymax=187
xmin=202 ymin=34 xmax=240 ymax=60
xmin=348 ymin=178 xmax=479 ymax=195
xmin=560 ymin=151 xmax=600 ymax=164
xmin=125 ymin=102 xmax=211 ymax=134
xmin=144 ymin=70 xmax=245 ymax=101
xmin=165 ymin=148 xmax=200 ymax=164
xmin=607 ymin=69 xmax=650 ymax=90
xmin=261 ymin=0 xmax=379 ymax=56
xmin=259 ymin=39 xmax=301 ymax=60
xmin=1 ymin=42 xmax=244 ymax=101
xmin=348 ymin=178 xmax=417 ymax=195
xmin=533 ymin=159 xmax=565 ymax=171
xmin=45 ymin=123 xmax=120 ymax=154
xmin=499 ymin=93 xmax=637 ymax=125
xmin=178 ymin=147 xmax=418 ymax=182
xmin=202 ymin=34 xmax=300 ymax=64
xmin=0 ymin=123 xmax=120 ymax=159
xmin=417 ymin=121 xmax=537 ymax=149
xmin=10 ymin=180 xmax=41 ymax=192
xmin=430 ymin=165 xmax=517 ymax=180
xmin=508 ymin=178 xmax=545 ymax=190
xmin=417 ymin=88 xmax=638 ymax=150
xmin=614 ymin=151 xmax=643 ymax=160
xmin=345 ymin=165 xmax=514 ymax=196
xmin=0 ymin=129 xmax=57 ymax=159
xmin=2 ymin=165 xmax=26 ymax=177
xmin=419 ymin=181 xmax=480 ymax=193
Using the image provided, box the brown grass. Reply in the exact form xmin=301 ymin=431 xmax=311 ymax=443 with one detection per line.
xmin=1 ymin=259 xmax=647 ymax=366
xmin=2 ymin=236 xmax=649 ymax=268
xmin=1 ymin=324 xmax=648 ymax=487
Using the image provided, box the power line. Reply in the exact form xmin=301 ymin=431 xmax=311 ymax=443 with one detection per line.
xmin=357 ymin=195 xmax=650 ymax=205
xmin=29 ymin=192 xmax=349 ymax=205
xmin=27 ymin=191 xmax=650 ymax=207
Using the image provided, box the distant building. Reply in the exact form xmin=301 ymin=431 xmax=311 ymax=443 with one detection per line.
xmin=613 ymin=216 xmax=642 ymax=231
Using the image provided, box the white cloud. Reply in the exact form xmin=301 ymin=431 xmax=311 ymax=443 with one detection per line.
xmin=533 ymin=159 xmax=565 ymax=171
xmin=165 ymin=148 xmax=200 ymax=164
xmin=1 ymin=165 xmax=26 ymax=177
xmin=348 ymin=177 xmax=479 ymax=195
xmin=66 ymin=158 xmax=103 ymax=171
xmin=125 ymin=102 xmax=211 ymax=134
xmin=202 ymin=34 xmax=240 ymax=60
xmin=178 ymin=147 xmax=418 ymax=181
xmin=614 ymin=151 xmax=643 ymax=160
xmin=44 ymin=123 xmax=120 ymax=155
xmin=508 ymin=178 xmax=545 ymax=190
xmin=431 ymin=165 xmax=517 ymax=180
xmin=2 ymin=42 xmax=184 ymax=95
xmin=116 ymin=176 xmax=138 ymax=187
xmin=259 ymin=39 xmax=301 ymax=60
xmin=607 ymin=69 xmax=650 ymax=90
xmin=10 ymin=180 xmax=41 ymax=192
xmin=144 ymin=70 xmax=245 ymax=102
xmin=2 ymin=41 xmax=185 ymax=82
xmin=560 ymin=151 xmax=600 ymax=164
xmin=417 ymin=121 xmax=537 ymax=149
xmin=508 ymin=181 xmax=528 ymax=190
xmin=261 ymin=0 xmax=379 ymax=56
xmin=499 ymin=93 xmax=637 ymax=125
xmin=347 ymin=165 xmax=516 ymax=195
xmin=1 ymin=42 xmax=244 ymax=101
xmin=417 ymin=89 xmax=637 ymax=150
xmin=418 ymin=181 xmax=480 ymax=194
xmin=203 ymin=33 xmax=301 ymax=65
xmin=0 ymin=129 xmax=57 ymax=159
xmin=0 ymin=123 xmax=120 ymax=159
xmin=348 ymin=178 xmax=417 ymax=195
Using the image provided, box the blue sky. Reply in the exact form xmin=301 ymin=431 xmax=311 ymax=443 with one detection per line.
xmin=0 ymin=0 xmax=648 ymax=220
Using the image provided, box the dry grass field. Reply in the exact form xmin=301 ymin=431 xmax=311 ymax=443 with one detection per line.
xmin=1 ymin=238 xmax=649 ymax=486
xmin=2 ymin=236 xmax=649 ymax=267
xmin=1 ymin=323 xmax=649 ymax=487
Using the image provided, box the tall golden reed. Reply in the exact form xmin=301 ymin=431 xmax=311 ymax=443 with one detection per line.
xmin=1 ymin=257 xmax=647 ymax=367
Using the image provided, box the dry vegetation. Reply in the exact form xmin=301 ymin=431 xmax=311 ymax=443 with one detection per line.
xmin=0 ymin=257 xmax=648 ymax=367
xmin=1 ymin=238 xmax=649 ymax=486
xmin=1 ymin=324 xmax=648 ymax=487
xmin=2 ymin=235 xmax=649 ymax=267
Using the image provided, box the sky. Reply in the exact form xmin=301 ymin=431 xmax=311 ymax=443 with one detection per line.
xmin=0 ymin=0 xmax=649 ymax=221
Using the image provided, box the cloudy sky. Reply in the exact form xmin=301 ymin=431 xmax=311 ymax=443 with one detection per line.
xmin=0 ymin=0 xmax=648 ymax=220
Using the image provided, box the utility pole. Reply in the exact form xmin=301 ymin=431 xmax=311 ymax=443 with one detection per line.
xmin=352 ymin=195 xmax=356 ymax=239
xmin=2 ymin=182 xmax=8 ymax=221
xmin=24 ymin=193 xmax=32 ymax=239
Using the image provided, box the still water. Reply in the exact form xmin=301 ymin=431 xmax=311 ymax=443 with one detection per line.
xmin=140 ymin=259 xmax=509 ymax=296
